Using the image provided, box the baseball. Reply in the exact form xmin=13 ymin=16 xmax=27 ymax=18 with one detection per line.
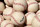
xmin=11 ymin=12 xmax=25 ymax=25
xmin=32 ymin=15 xmax=40 ymax=27
xmin=0 ymin=15 xmax=4 ymax=25
xmin=24 ymin=26 xmax=32 ymax=27
xmin=4 ymin=0 xmax=14 ymax=6
xmin=25 ymin=12 xmax=36 ymax=26
xmin=28 ymin=1 xmax=38 ymax=12
xmin=0 ymin=2 xmax=5 ymax=14
xmin=38 ymin=2 xmax=40 ymax=10
xmin=3 ymin=7 xmax=14 ymax=20
xmin=1 ymin=20 xmax=14 ymax=27
xmin=13 ymin=0 xmax=27 ymax=12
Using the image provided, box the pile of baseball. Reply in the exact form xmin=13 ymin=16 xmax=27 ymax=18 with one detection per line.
xmin=0 ymin=0 xmax=40 ymax=27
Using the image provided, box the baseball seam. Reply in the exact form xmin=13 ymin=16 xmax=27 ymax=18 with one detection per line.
xmin=13 ymin=2 xmax=26 ymax=11
xmin=4 ymin=23 xmax=13 ymax=27
xmin=35 ymin=15 xmax=40 ymax=22
xmin=11 ymin=15 xmax=21 ymax=25
xmin=28 ymin=2 xmax=38 ymax=7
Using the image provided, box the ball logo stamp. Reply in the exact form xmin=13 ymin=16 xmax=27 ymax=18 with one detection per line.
xmin=20 ymin=17 xmax=24 ymax=22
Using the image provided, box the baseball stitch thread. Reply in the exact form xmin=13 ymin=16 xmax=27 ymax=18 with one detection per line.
xmin=28 ymin=2 xmax=38 ymax=7
xmin=7 ymin=0 xmax=11 ymax=4
xmin=13 ymin=2 xmax=25 ymax=10
xmin=28 ymin=2 xmax=38 ymax=12
xmin=3 ymin=8 xmax=13 ymax=16
xmin=4 ymin=23 xmax=13 ymax=27
xmin=11 ymin=15 xmax=21 ymax=25
xmin=35 ymin=16 xmax=40 ymax=22
xmin=25 ymin=12 xmax=32 ymax=26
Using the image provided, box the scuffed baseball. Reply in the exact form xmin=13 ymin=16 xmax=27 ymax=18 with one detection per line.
xmin=4 ymin=0 xmax=14 ymax=6
xmin=1 ymin=20 xmax=14 ymax=27
xmin=28 ymin=1 xmax=38 ymax=12
xmin=11 ymin=12 xmax=25 ymax=25
xmin=13 ymin=0 xmax=27 ymax=12
xmin=0 ymin=15 xmax=4 ymax=25
xmin=0 ymin=2 xmax=5 ymax=14
xmin=25 ymin=12 xmax=36 ymax=26
xmin=3 ymin=7 xmax=14 ymax=20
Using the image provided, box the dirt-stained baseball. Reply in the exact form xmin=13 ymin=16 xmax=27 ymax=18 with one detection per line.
xmin=25 ymin=12 xmax=36 ymax=26
xmin=1 ymin=20 xmax=14 ymax=27
xmin=11 ymin=12 xmax=25 ymax=25
xmin=28 ymin=1 xmax=38 ymax=12
xmin=4 ymin=0 xmax=14 ymax=6
xmin=0 ymin=2 xmax=5 ymax=14
xmin=13 ymin=0 xmax=27 ymax=12
xmin=3 ymin=7 xmax=14 ymax=20
xmin=0 ymin=15 xmax=4 ymax=25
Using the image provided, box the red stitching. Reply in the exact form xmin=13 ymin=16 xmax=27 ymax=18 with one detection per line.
xmin=7 ymin=0 xmax=10 ymax=4
xmin=4 ymin=23 xmax=13 ymax=27
xmin=11 ymin=15 xmax=21 ymax=25
xmin=27 ymin=24 xmax=32 ymax=26
xmin=35 ymin=15 xmax=40 ymax=22
xmin=13 ymin=2 xmax=25 ymax=11
xmin=28 ymin=2 xmax=38 ymax=7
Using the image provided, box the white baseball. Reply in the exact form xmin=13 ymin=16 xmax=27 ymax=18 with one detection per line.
xmin=4 ymin=0 xmax=14 ymax=6
xmin=28 ymin=1 xmax=38 ymax=12
xmin=11 ymin=12 xmax=25 ymax=25
xmin=24 ymin=26 xmax=32 ymax=27
xmin=0 ymin=15 xmax=4 ymax=25
xmin=13 ymin=0 xmax=27 ymax=12
xmin=32 ymin=10 xmax=40 ymax=27
xmin=25 ymin=12 xmax=36 ymax=26
xmin=1 ymin=20 xmax=14 ymax=27
xmin=38 ymin=2 xmax=40 ymax=10
xmin=3 ymin=7 xmax=14 ymax=20
xmin=0 ymin=2 xmax=5 ymax=14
